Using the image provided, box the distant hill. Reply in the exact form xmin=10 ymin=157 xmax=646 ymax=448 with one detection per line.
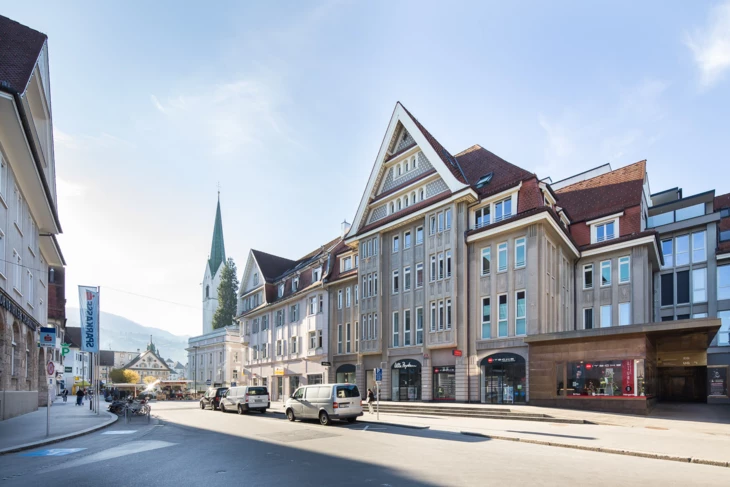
xmin=66 ymin=308 xmax=191 ymax=364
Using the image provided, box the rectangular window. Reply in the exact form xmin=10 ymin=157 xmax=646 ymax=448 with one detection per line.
xmin=619 ymin=302 xmax=631 ymax=326
xmin=498 ymin=243 xmax=508 ymax=272
xmin=445 ymin=299 xmax=452 ymax=329
xmin=404 ymin=231 xmax=412 ymax=249
xmin=481 ymin=297 xmax=491 ymax=339
xmin=415 ymin=307 xmax=424 ymax=345
xmin=416 ymin=226 xmax=424 ymax=245
xmin=374 ymin=273 xmax=378 ymax=295
xmin=661 ymin=239 xmax=673 ymax=268
xmin=343 ymin=256 xmax=352 ymax=271
xmin=291 ymin=336 xmax=299 ymax=355
xmin=277 ymin=340 xmax=283 ymax=356
xmin=374 ymin=314 xmax=378 ymax=339
xmin=262 ymin=315 xmax=269 ymax=330
xmin=661 ymin=273 xmax=674 ymax=306
xmin=583 ymin=264 xmax=594 ymax=289
xmin=600 ymin=260 xmax=611 ymax=286
xmin=354 ymin=285 xmax=358 ymax=304
xmin=675 ymin=235 xmax=689 ymax=266
xmin=0 ymin=232 xmax=5 ymax=275
xmin=13 ymin=251 xmax=21 ymax=292
xmin=481 ymin=247 xmax=491 ymax=276
xmin=309 ymin=331 xmax=316 ymax=350
xmin=619 ymin=256 xmax=630 ymax=283
xmin=718 ymin=311 xmax=730 ymax=346
xmin=393 ymin=235 xmax=400 ymax=253
xmin=338 ymin=290 xmax=342 ymax=309
xmin=430 ymin=255 xmax=436 ymax=282
xmin=278 ymin=284 xmax=284 ymax=298
xmin=498 ymin=294 xmax=508 ymax=337
xmin=595 ymin=221 xmax=615 ymax=242
xmin=355 ymin=322 xmax=359 ymax=352
xmin=373 ymin=237 xmax=378 ymax=256
xmin=475 ymin=206 xmax=491 ymax=229
xmin=404 ymin=266 xmax=412 ymax=291
xmin=430 ymin=215 xmax=437 ymax=235
xmin=346 ymin=323 xmax=351 ymax=353
xmin=495 ymin=198 xmax=512 ymax=222
xmin=445 ymin=208 xmax=452 ymax=230
xmin=692 ymin=268 xmax=707 ymax=303
xmin=719 ymin=265 xmax=730 ymax=300
xmin=438 ymin=300 xmax=444 ymax=331
xmin=430 ymin=302 xmax=437 ymax=332
xmin=392 ymin=312 xmax=399 ymax=347
xmin=404 ymin=309 xmax=411 ymax=346
xmin=445 ymin=251 xmax=452 ymax=278
xmin=313 ymin=266 xmax=321 ymax=281
xmin=363 ymin=276 xmax=368 ymax=298
xmin=438 ymin=252 xmax=444 ymax=280
xmin=337 ymin=325 xmax=343 ymax=354
xmin=692 ymin=231 xmax=706 ymax=263
xmin=346 ymin=287 xmax=351 ymax=307
xmin=292 ymin=278 xmax=299 ymax=292
xmin=515 ymin=237 xmax=526 ymax=268
xmin=27 ymin=271 xmax=33 ymax=304
xmin=438 ymin=212 xmax=444 ymax=232
xmin=392 ymin=270 xmax=399 ymax=294
xmin=515 ymin=290 xmax=526 ymax=335
xmin=677 ymin=270 xmax=690 ymax=305
xmin=584 ymin=308 xmax=593 ymax=330
xmin=600 ymin=305 xmax=612 ymax=327
xmin=289 ymin=304 xmax=298 ymax=322
xmin=416 ymin=263 xmax=424 ymax=288
xmin=309 ymin=296 xmax=317 ymax=315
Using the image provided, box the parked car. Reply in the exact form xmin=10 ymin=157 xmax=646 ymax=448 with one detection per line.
xmin=285 ymin=383 xmax=363 ymax=425
xmin=200 ymin=387 xmax=228 ymax=410
xmin=220 ymin=386 xmax=270 ymax=414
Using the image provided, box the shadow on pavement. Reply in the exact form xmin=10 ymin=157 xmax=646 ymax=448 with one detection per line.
xmin=506 ymin=430 xmax=596 ymax=440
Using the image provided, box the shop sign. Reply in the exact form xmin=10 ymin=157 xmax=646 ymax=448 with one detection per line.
xmin=485 ymin=353 xmax=524 ymax=365
xmin=452 ymin=350 xmax=463 ymax=357
xmin=39 ymin=327 xmax=56 ymax=348
xmin=433 ymin=366 xmax=455 ymax=374
xmin=321 ymin=361 xmax=332 ymax=367
xmin=0 ymin=288 xmax=40 ymax=331
xmin=393 ymin=359 xmax=420 ymax=369
xmin=622 ymin=360 xmax=635 ymax=394
xmin=708 ymin=367 xmax=728 ymax=397
xmin=274 ymin=367 xmax=285 ymax=376
xmin=64 ymin=366 xmax=73 ymax=373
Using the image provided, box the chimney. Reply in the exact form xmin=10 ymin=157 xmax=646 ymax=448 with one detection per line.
xmin=341 ymin=219 xmax=351 ymax=238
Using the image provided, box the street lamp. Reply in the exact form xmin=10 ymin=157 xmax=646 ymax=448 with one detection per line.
xmin=193 ymin=346 xmax=199 ymax=397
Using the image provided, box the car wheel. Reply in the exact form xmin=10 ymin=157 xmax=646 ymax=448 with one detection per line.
xmin=286 ymin=409 xmax=296 ymax=422
xmin=347 ymin=417 xmax=356 ymax=423
xmin=220 ymin=403 xmax=226 ymax=412
xmin=238 ymin=405 xmax=244 ymax=415
xmin=319 ymin=411 xmax=330 ymax=426
xmin=200 ymin=402 xmax=205 ymax=410
xmin=260 ymin=409 xmax=266 ymax=414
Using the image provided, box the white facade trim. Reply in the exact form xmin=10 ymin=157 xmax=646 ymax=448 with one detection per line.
xmin=586 ymin=211 xmax=624 ymax=226
xmin=581 ymin=235 xmax=657 ymax=257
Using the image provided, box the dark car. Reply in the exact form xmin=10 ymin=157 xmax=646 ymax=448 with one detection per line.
xmin=200 ymin=387 xmax=228 ymax=410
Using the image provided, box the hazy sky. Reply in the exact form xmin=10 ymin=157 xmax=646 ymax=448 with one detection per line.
xmin=4 ymin=1 xmax=730 ymax=338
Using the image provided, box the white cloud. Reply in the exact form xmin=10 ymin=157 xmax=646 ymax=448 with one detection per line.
xmin=150 ymin=94 xmax=166 ymax=113
xmin=685 ymin=1 xmax=730 ymax=88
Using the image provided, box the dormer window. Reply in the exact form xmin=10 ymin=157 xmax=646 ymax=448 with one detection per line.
xmin=588 ymin=213 xmax=622 ymax=244
xmin=474 ymin=206 xmax=491 ymax=229
xmin=312 ymin=267 xmax=322 ymax=281
xmin=596 ymin=221 xmax=615 ymax=242
xmin=292 ymin=277 xmax=299 ymax=292
xmin=494 ymin=198 xmax=512 ymax=222
xmin=342 ymin=256 xmax=352 ymax=271
xmin=253 ymin=273 xmax=259 ymax=286
xmin=278 ymin=284 xmax=284 ymax=298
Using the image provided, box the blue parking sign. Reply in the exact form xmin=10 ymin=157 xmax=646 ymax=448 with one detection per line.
xmin=375 ymin=368 xmax=382 ymax=382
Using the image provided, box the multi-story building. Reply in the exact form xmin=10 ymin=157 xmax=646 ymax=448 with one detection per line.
xmin=47 ymin=265 xmax=66 ymax=395
xmin=63 ymin=327 xmax=91 ymax=394
xmin=0 ymin=16 xmax=65 ymax=420
xmin=122 ymin=341 xmax=174 ymax=382
xmin=238 ymin=239 xmax=339 ymax=401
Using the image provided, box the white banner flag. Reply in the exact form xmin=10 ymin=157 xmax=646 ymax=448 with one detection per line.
xmin=78 ymin=286 xmax=100 ymax=353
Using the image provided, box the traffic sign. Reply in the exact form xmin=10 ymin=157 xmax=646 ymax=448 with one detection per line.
xmin=230 ymin=382 xmax=237 ymax=387
xmin=321 ymin=361 xmax=331 ymax=367
xmin=375 ymin=368 xmax=382 ymax=382
xmin=46 ymin=361 xmax=55 ymax=376
xmin=205 ymin=379 xmax=211 ymax=385
xmin=39 ymin=327 xmax=56 ymax=348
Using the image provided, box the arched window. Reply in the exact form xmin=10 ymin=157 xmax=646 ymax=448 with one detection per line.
xmin=419 ymin=189 xmax=425 ymax=201
xmin=413 ymin=155 xmax=418 ymax=168
xmin=389 ymin=202 xmax=395 ymax=214
xmin=253 ymin=273 xmax=259 ymax=286
xmin=397 ymin=199 xmax=402 ymax=211
xmin=405 ymin=160 xmax=409 ymax=172
xmin=411 ymin=191 xmax=416 ymax=204
xmin=404 ymin=195 xmax=409 ymax=207
xmin=397 ymin=165 xmax=402 ymax=177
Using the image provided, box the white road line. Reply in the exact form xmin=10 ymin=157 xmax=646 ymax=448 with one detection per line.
xmin=101 ymin=431 xmax=137 ymax=435
xmin=363 ymin=425 xmax=369 ymax=431
xmin=43 ymin=441 xmax=177 ymax=472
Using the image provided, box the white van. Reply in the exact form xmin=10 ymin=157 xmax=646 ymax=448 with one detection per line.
xmin=285 ymin=383 xmax=363 ymax=425
xmin=220 ymin=386 xmax=269 ymax=414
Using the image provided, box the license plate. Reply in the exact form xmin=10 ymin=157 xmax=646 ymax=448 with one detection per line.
xmin=339 ymin=404 xmax=349 ymax=408
xmin=254 ymin=399 xmax=262 ymax=403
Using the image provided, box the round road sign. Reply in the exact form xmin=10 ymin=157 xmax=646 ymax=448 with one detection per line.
xmin=46 ymin=361 xmax=55 ymax=376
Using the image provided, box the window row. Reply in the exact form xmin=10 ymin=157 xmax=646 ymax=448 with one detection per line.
xmin=429 ymin=299 xmax=452 ymax=332
xmin=480 ymin=237 xmax=526 ymax=275
xmin=583 ymin=256 xmax=630 ymax=289
xmin=394 ymin=154 xmax=418 ymax=179
xmin=480 ymin=291 xmax=526 ymax=339
xmin=387 ymin=186 xmax=427 ymax=215
xmin=428 ymin=252 xmax=452 ymax=282
xmin=392 ymin=226 xmax=424 ymax=252
xmin=473 ymin=196 xmax=513 ymax=230
xmin=392 ymin=308 xmax=424 ymax=347
xmin=429 ymin=208 xmax=453 ymax=235
xmin=337 ymin=322 xmax=360 ymax=354
xmin=661 ymin=231 xmax=706 ymax=268
xmin=361 ymin=237 xmax=379 ymax=258
xmin=362 ymin=273 xmax=379 ymax=298
xmin=338 ymin=287 xmax=357 ymax=309
xmin=583 ymin=302 xmax=631 ymax=328
xmin=391 ymin=264 xmax=425 ymax=293
xmin=660 ymin=268 xmax=709 ymax=307
xmin=241 ymin=292 xmax=262 ymax=312
xmin=361 ymin=313 xmax=379 ymax=341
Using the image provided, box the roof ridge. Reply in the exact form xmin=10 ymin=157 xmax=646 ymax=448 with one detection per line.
xmin=454 ymin=144 xmax=484 ymax=157
xmin=555 ymin=159 xmax=646 ymax=193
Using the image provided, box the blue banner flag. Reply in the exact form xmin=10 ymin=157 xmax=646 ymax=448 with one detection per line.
xmin=78 ymin=286 xmax=100 ymax=353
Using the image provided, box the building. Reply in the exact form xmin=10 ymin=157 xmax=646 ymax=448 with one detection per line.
xmin=238 ymin=238 xmax=340 ymax=401
xmin=63 ymin=327 xmax=91 ymax=394
xmin=123 ymin=340 xmax=174 ymax=382
xmin=187 ymin=195 xmax=245 ymax=392
xmin=47 ymin=265 xmax=66 ymax=395
xmin=0 ymin=15 xmax=66 ymax=419
xmin=166 ymin=359 xmax=186 ymax=380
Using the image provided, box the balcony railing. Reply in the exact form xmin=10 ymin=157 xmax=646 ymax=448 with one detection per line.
xmin=596 ymin=233 xmax=615 ymax=243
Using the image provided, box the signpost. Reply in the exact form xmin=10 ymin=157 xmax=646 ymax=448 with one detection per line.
xmin=46 ymin=361 xmax=55 ymax=437
xmin=374 ymin=368 xmax=382 ymax=420
xmin=39 ymin=327 xmax=56 ymax=348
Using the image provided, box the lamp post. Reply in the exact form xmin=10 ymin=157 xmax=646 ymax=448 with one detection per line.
xmin=193 ymin=346 xmax=199 ymax=398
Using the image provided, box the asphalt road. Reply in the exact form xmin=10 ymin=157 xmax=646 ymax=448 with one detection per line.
xmin=1 ymin=401 xmax=727 ymax=487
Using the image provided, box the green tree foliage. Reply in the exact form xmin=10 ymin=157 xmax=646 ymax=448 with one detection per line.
xmin=110 ymin=368 xmax=141 ymax=384
xmin=143 ymin=375 xmax=157 ymax=385
xmin=212 ymin=258 xmax=240 ymax=330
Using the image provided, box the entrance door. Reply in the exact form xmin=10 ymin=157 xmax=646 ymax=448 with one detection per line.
xmin=659 ymin=367 xmax=707 ymax=402
xmin=391 ymin=359 xmax=422 ymax=401
xmin=481 ymin=353 xmax=526 ymax=404
xmin=276 ymin=377 xmax=284 ymax=400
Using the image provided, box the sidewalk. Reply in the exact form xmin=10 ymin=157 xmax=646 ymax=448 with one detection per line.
xmin=0 ymin=397 xmax=117 ymax=454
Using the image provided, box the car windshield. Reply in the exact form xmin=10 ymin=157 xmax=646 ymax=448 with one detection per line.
xmin=335 ymin=385 xmax=360 ymax=398
xmin=217 ymin=388 xmax=228 ymax=396
xmin=247 ymin=387 xmax=267 ymax=395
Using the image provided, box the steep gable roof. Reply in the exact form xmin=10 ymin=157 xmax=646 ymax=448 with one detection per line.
xmin=123 ymin=349 xmax=174 ymax=373
xmin=455 ymin=144 xmax=535 ymax=197
xmin=0 ymin=15 xmax=46 ymax=95
xmin=251 ymin=250 xmax=297 ymax=283
xmin=555 ymin=160 xmax=646 ymax=223
xmin=208 ymin=196 xmax=226 ymax=275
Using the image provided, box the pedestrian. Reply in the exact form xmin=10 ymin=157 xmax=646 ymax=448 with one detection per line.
xmin=76 ymin=388 xmax=84 ymax=406
xmin=367 ymin=388 xmax=375 ymax=414
xmin=62 ymin=389 xmax=68 ymax=403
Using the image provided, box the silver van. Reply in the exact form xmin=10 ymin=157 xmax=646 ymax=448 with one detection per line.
xmin=285 ymin=383 xmax=363 ymax=425
xmin=220 ymin=386 xmax=269 ymax=414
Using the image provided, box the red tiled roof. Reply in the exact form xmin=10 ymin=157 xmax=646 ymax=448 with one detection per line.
xmin=555 ymin=160 xmax=646 ymax=223
xmin=455 ymin=145 xmax=535 ymax=198
xmin=251 ymin=250 xmax=296 ymax=283
xmin=0 ymin=15 xmax=46 ymax=94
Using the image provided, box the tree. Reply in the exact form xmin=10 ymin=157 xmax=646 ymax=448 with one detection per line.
xmin=110 ymin=369 xmax=141 ymax=384
xmin=143 ymin=376 xmax=157 ymax=385
xmin=212 ymin=258 xmax=239 ymax=330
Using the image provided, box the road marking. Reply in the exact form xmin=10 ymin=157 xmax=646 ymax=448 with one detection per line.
xmin=101 ymin=430 xmax=137 ymax=435
xmin=19 ymin=448 xmax=86 ymax=457
xmin=43 ymin=441 xmax=177 ymax=472
xmin=363 ymin=425 xmax=369 ymax=431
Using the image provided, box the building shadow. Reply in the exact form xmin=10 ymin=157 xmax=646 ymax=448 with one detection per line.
xmin=505 ymin=430 xmax=596 ymax=440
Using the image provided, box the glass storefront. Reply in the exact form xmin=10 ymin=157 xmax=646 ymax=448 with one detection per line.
xmin=289 ymin=375 xmax=301 ymax=394
xmin=433 ymin=366 xmax=456 ymax=400
xmin=391 ymin=359 xmax=421 ymax=401
xmin=481 ymin=353 xmax=526 ymax=404
xmin=336 ymin=364 xmax=356 ymax=384
xmin=307 ymin=374 xmax=323 ymax=385
xmin=562 ymin=359 xmax=647 ymax=397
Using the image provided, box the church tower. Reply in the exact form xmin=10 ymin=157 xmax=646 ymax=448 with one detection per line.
xmin=202 ymin=193 xmax=227 ymax=335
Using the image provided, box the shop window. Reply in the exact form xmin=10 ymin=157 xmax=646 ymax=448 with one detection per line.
xmin=481 ymin=297 xmax=491 ymax=339
xmin=619 ymin=302 xmax=631 ymax=326
xmin=692 ymin=268 xmax=707 ymax=303
xmin=692 ymin=231 xmax=706 ymax=263
xmin=619 ymin=256 xmax=630 ymax=283
xmin=498 ymin=294 xmax=508 ymax=337
xmin=498 ymin=243 xmax=508 ymax=272
xmin=556 ymin=363 xmax=565 ymax=396
xmin=677 ymin=270 xmax=690 ymax=305
xmin=433 ymin=366 xmax=456 ymax=401
xmin=515 ymin=237 xmax=526 ymax=269
xmin=661 ymin=273 xmax=674 ymax=306
xmin=661 ymin=239 xmax=673 ymax=268
xmin=600 ymin=260 xmax=611 ymax=286
xmin=567 ymin=359 xmax=645 ymax=396
xmin=718 ymin=311 xmax=730 ymax=346
xmin=600 ymin=305 xmax=612 ymax=327
xmin=584 ymin=308 xmax=593 ymax=329
xmin=675 ymin=235 xmax=689 ymax=266
xmin=718 ymin=265 xmax=730 ymax=300
xmin=583 ymin=264 xmax=593 ymax=289
xmin=481 ymin=247 xmax=491 ymax=276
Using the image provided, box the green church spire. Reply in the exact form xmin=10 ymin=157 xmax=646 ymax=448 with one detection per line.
xmin=208 ymin=193 xmax=226 ymax=275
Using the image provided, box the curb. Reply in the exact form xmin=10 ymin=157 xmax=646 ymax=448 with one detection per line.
xmin=270 ymin=409 xmax=429 ymax=429
xmin=0 ymin=411 xmax=119 ymax=455
xmin=459 ymin=431 xmax=730 ymax=468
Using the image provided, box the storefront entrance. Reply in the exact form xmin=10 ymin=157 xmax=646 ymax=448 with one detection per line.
xmin=391 ymin=359 xmax=421 ymax=401
xmin=432 ymin=366 xmax=456 ymax=400
xmin=659 ymin=367 xmax=707 ymax=402
xmin=481 ymin=353 xmax=526 ymax=404
xmin=336 ymin=364 xmax=356 ymax=384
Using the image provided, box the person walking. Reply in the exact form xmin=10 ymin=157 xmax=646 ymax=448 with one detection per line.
xmin=366 ymin=388 xmax=375 ymax=414
xmin=62 ymin=389 xmax=68 ymax=403
xmin=76 ymin=388 xmax=84 ymax=406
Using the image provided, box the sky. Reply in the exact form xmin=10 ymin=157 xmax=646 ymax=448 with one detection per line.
xmin=4 ymin=1 xmax=730 ymax=338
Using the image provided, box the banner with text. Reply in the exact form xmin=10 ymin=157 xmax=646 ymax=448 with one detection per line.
xmin=78 ymin=286 xmax=100 ymax=353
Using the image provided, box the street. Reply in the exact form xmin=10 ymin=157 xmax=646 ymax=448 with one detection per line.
xmin=0 ymin=402 xmax=728 ymax=486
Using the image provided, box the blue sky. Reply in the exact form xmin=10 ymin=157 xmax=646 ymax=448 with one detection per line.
xmin=4 ymin=1 xmax=730 ymax=338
